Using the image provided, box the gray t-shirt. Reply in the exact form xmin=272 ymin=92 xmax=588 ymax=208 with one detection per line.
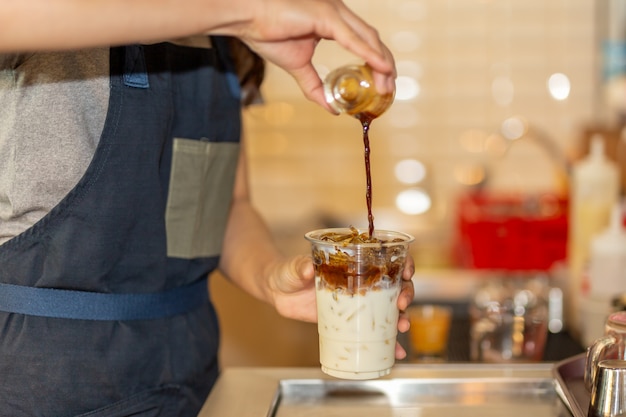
xmin=0 ymin=49 xmax=110 ymax=245
xmin=0 ymin=38 xmax=217 ymax=246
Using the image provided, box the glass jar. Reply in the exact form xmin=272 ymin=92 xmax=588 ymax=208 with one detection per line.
xmin=323 ymin=64 xmax=394 ymax=118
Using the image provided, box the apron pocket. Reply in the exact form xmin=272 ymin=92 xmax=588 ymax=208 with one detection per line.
xmin=75 ymin=385 xmax=185 ymax=417
xmin=165 ymin=138 xmax=239 ymax=259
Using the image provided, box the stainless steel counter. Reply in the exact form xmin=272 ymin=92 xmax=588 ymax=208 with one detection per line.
xmin=199 ymin=363 xmax=571 ymax=416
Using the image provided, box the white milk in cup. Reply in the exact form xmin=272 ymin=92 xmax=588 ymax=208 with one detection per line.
xmin=305 ymin=227 xmax=413 ymax=380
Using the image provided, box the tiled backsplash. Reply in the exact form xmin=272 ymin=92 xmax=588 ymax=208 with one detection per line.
xmin=243 ymin=0 xmax=602 ymax=267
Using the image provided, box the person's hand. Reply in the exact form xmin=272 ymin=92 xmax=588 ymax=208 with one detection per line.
xmin=395 ymin=254 xmax=415 ymax=360
xmin=234 ymin=0 xmax=396 ymax=112
xmin=265 ymin=252 xmax=416 ymax=360
xmin=265 ymin=255 xmax=318 ymax=323
xmin=1 ymin=0 xmax=395 ymax=113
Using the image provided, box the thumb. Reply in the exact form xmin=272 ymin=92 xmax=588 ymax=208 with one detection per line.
xmin=268 ymin=254 xmax=315 ymax=295
xmin=297 ymin=255 xmax=315 ymax=283
xmin=283 ymin=254 xmax=315 ymax=292
xmin=289 ymin=64 xmax=335 ymax=113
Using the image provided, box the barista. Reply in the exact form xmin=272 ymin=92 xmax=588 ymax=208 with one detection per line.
xmin=0 ymin=1 xmax=412 ymax=416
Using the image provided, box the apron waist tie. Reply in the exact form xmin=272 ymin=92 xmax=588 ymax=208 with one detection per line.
xmin=0 ymin=278 xmax=209 ymax=321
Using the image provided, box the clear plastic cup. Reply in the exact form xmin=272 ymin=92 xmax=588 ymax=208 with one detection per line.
xmin=305 ymin=227 xmax=414 ymax=380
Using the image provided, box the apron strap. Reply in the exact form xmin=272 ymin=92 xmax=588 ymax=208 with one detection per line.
xmin=0 ymin=278 xmax=208 ymax=321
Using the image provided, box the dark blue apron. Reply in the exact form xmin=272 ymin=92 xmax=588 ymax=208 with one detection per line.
xmin=0 ymin=39 xmax=241 ymax=416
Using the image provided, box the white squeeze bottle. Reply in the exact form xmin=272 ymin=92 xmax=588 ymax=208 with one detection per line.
xmin=587 ymin=203 xmax=626 ymax=298
xmin=568 ymin=135 xmax=620 ymax=338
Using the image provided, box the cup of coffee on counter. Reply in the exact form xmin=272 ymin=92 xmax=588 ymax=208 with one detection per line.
xmin=408 ymin=304 xmax=452 ymax=362
xmin=585 ymin=311 xmax=626 ymax=392
xmin=305 ymin=227 xmax=413 ymax=380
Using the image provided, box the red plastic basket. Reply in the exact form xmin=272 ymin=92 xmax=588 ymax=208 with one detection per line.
xmin=454 ymin=192 xmax=568 ymax=271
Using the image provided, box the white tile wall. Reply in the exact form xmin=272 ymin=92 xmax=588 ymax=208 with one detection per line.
xmin=244 ymin=0 xmax=601 ymax=267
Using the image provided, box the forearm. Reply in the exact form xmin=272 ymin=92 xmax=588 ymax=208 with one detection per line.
xmin=218 ymin=197 xmax=282 ymax=304
xmin=0 ymin=0 xmax=395 ymax=110
xmin=0 ymin=0 xmax=253 ymax=52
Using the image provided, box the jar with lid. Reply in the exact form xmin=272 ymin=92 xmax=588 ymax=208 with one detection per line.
xmin=323 ymin=64 xmax=394 ymax=119
xmin=469 ymin=277 xmax=549 ymax=363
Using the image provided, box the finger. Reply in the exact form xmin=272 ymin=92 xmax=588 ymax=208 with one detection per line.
xmin=371 ymin=45 xmax=397 ymax=94
xmin=402 ymin=255 xmax=415 ymax=280
xmin=308 ymin=1 xmax=393 ymax=77
xmin=395 ymin=341 xmax=407 ymax=360
xmin=296 ymin=255 xmax=315 ymax=282
xmin=397 ymin=282 xmax=414 ymax=311
xmin=289 ymin=63 xmax=336 ymax=113
xmin=372 ymin=70 xmax=395 ymax=96
xmin=397 ymin=310 xmax=410 ymax=333
xmin=332 ymin=3 xmax=393 ymax=74
xmin=273 ymin=255 xmax=315 ymax=294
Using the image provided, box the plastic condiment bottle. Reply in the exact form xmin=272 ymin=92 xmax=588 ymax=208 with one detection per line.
xmin=587 ymin=203 xmax=626 ymax=298
xmin=568 ymin=135 xmax=620 ymax=337
xmin=323 ymin=64 xmax=394 ymax=118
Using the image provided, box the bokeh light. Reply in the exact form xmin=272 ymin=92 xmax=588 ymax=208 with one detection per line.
xmin=547 ymin=73 xmax=571 ymax=101
xmin=500 ymin=116 xmax=527 ymax=140
xmin=396 ymin=188 xmax=432 ymax=215
xmin=394 ymin=159 xmax=427 ymax=184
xmin=491 ymin=76 xmax=515 ymax=106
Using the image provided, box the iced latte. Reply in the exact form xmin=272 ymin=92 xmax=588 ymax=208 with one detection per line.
xmin=305 ymin=227 xmax=413 ymax=380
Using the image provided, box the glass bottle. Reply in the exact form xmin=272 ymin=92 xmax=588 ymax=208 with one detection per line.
xmin=323 ymin=64 xmax=394 ymax=119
